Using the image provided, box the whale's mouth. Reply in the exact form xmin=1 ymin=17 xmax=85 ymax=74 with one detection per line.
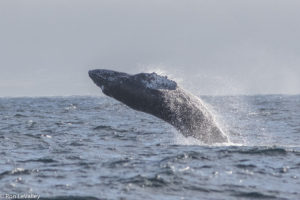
xmin=88 ymin=70 xmax=98 ymax=80
xmin=89 ymin=70 xmax=104 ymax=88
xmin=89 ymin=69 xmax=131 ymax=90
xmin=88 ymin=69 xmax=109 ymax=89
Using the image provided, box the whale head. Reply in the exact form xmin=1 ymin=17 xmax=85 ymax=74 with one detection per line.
xmin=89 ymin=69 xmax=177 ymax=93
xmin=89 ymin=69 xmax=177 ymax=111
xmin=88 ymin=69 xmax=130 ymax=95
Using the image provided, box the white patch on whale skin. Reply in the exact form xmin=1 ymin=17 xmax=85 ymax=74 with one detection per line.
xmin=142 ymin=73 xmax=177 ymax=90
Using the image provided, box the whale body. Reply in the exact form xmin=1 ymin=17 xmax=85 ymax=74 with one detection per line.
xmin=88 ymin=69 xmax=228 ymax=144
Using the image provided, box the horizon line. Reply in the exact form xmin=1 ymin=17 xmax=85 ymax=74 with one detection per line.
xmin=0 ymin=93 xmax=299 ymax=98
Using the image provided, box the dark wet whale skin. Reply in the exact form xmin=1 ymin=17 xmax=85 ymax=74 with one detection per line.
xmin=89 ymin=69 xmax=228 ymax=144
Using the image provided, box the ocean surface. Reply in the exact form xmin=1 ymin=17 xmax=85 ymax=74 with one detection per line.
xmin=0 ymin=95 xmax=299 ymax=200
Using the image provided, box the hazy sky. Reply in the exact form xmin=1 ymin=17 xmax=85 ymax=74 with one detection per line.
xmin=1 ymin=0 xmax=299 ymax=96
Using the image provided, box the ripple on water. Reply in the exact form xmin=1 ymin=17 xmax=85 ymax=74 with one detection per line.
xmin=19 ymin=158 xmax=58 ymax=163
xmin=235 ymin=164 xmax=257 ymax=169
xmin=232 ymin=191 xmax=277 ymax=199
xmin=120 ymin=174 xmax=169 ymax=188
xmin=159 ymin=151 xmax=210 ymax=164
xmin=14 ymin=114 xmax=28 ymax=118
xmin=103 ymin=158 xmax=133 ymax=168
xmin=220 ymin=146 xmax=292 ymax=156
xmin=1 ymin=96 xmax=300 ymax=199
xmin=0 ymin=168 xmax=33 ymax=179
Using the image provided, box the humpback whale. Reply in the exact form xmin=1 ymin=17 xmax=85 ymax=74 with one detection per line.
xmin=89 ymin=69 xmax=228 ymax=144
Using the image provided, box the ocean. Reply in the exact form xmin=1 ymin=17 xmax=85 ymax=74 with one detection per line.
xmin=0 ymin=95 xmax=299 ymax=200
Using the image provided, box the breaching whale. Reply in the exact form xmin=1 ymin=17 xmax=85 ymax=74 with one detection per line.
xmin=89 ymin=69 xmax=228 ymax=144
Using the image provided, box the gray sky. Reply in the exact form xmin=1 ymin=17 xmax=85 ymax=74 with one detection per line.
xmin=1 ymin=0 xmax=299 ymax=96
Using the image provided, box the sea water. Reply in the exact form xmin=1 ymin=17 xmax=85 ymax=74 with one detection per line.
xmin=0 ymin=95 xmax=299 ymax=200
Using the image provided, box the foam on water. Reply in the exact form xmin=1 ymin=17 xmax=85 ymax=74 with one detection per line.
xmin=171 ymin=128 xmax=241 ymax=147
